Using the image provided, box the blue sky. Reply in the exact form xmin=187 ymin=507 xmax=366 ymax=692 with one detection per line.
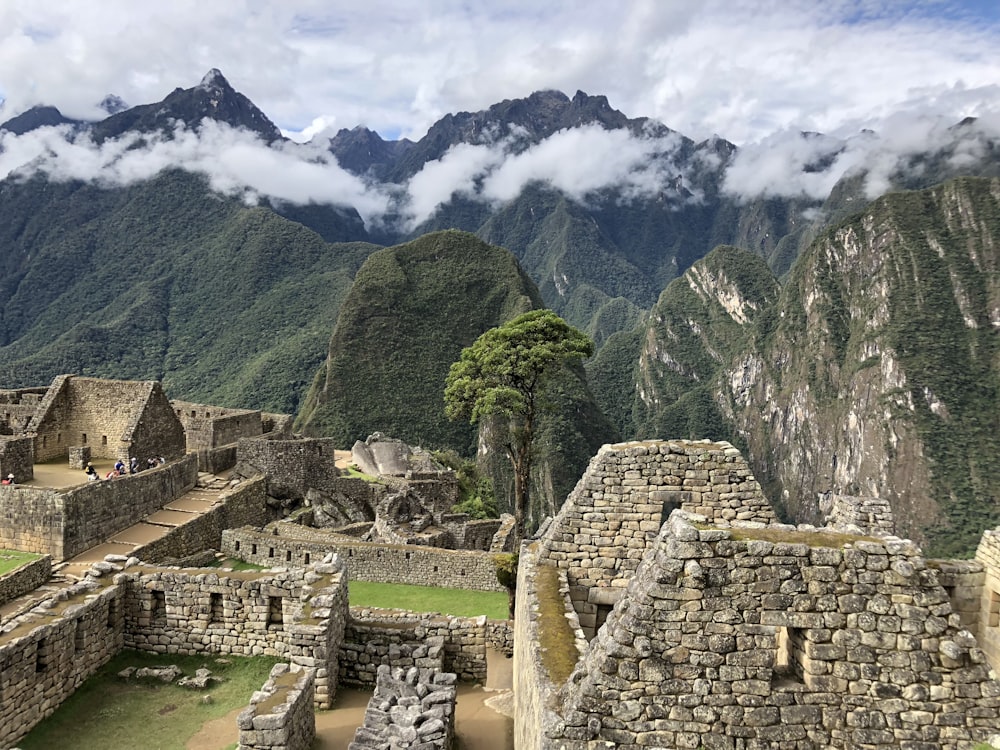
xmin=1 ymin=1 xmax=999 ymax=146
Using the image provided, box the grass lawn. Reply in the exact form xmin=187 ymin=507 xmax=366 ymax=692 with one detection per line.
xmin=0 ymin=549 xmax=41 ymax=575
xmin=349 ymin=580 xmax=508 ymax=620
xmin=18 ymin=649 xmax=280 ymax=750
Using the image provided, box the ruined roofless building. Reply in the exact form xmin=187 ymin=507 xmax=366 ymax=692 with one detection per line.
xmin=27 ymin=374 xmax=185 ymax=465
xmin=515 ymin=440 xmax=1000 ymax=750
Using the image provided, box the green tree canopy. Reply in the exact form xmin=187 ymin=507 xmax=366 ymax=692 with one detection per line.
xmin=444 ymin=309 xmax=593 ymax=546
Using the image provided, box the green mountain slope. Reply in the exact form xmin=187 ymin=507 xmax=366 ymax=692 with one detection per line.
xmin=295 ymin=229 xmax=616 ymax=522
xmin=726 ymin=176 xmax=1000 ymax=555
xmin=0 ymin=170 xmax=377 ymax=412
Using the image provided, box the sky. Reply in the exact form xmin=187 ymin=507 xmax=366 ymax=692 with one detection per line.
xmin=1 ymin=0 xmax=1000 ymax=227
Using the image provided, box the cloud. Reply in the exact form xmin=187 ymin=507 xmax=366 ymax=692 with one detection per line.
xmin=1 ymin=1 xmax=999 ymax=147
xmin=0 ymin=121 xmax=392 ymax=224
xmin=722 ymin=92 xmax=1000 ymax=203
xmin=398 ymin=124 xmax=693 ymax=228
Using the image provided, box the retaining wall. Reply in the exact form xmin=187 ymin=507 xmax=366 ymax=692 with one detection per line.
xmin=62 ymin=454 xmax=198 ymax=558
xmin=975 ymin=529 xmax=1000 ymax=670
xmin=342 ymin=608 xmax=487 ymax=684
xmin=0 ymin=555 xmax=51 ymax=607
xmin=237 ymin=663 xmax=316 ymax=750
xmin=0 ymin=435 xmax=34 ymax=483
xmin=0 ymin=485 xmax=64 ymax=556
xmin=0 ymin=580 xmax=124 ymax=748
xmin=131 ymin=477 xmax=270 ymax=564
xmin=223 ymin=524 xmax=505 ymax=592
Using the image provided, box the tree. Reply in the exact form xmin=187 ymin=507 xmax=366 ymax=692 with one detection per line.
xmin=444 ymin=309 xmax=594 ymax=547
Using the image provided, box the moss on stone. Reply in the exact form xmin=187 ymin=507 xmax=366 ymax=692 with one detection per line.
xmin=535 ymin=564 xmax=579 ymax=688
xmin=727 ymin=526 xmax=878 ymax=548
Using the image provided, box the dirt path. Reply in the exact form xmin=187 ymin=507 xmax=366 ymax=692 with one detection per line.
xmin=186 ymin=705 xmax=242 ymax=750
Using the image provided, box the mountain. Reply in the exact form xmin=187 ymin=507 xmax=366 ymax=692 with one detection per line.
xmin=0 ymin=105 xmax=79 ymax=135
xmin=89 ymin=69 xmax=283 ymax=143
xmin=0 ymin=169 xmax=377 ymax=413
xmin=721 ymin=176 xmax=1000 ymax=557
xmin=296 ymin=229 xmax=616 ymax=521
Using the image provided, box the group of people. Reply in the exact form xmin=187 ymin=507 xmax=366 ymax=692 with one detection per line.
xmin=84 ymin=455 xmax=165 ymax=481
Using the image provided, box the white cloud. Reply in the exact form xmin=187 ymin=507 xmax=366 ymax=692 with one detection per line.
xmin=0 ymin=121 xmax=392 ymax=225
xmin=1 ymin=1 xmax=998 ymax=147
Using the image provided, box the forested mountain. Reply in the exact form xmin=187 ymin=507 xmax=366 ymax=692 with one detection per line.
xmin=2 ymin=70 xmax=1000 ymax=551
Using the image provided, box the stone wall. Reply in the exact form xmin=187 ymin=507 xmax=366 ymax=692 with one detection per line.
xmin=348 ymin=664 xmax=457 ymax=750
xmin=538 ymin=439 xmax=776 ymax=631
xmin=237 ymin=436 xmax=340 ymax=500
xmin=237 ymin=663 xmax=316 ymax=750
xmin=0 ymin=387 xmax=46 ymax=434
xmin=172 ymin=400 xmax=263 ymax=451
xmin=820 ymin=492 xmax=896 ymax=536
xmin=487 ymin=618 xmax=514 ymax=656
xmin=975 ymin=528 xmax=1000 ymax=670
xmin=128 ymin=477 xmax=270 ymax=564
xmin=31 ymin=376 xmax=185 ymax=463
xmin=0 ymin=554 xmax=51 ymax=606
xmin=933 ymin=558 xmax=986 ymax=638
xmin=545 ymin=512 xmax=1000 ymax=749
xmin=0 ymin=435 xmax=34 ymax=483
xmin=222 ymin=524 xmax=506 ymax=592
xmin=0 ymin=579 xmax=124 ymax=749
xmin=0 ymin=485 xmax=65 ymax=556
xmin=62 ymin=454 xmax=198 ymax=558
xmin=342 ymin=609 xmax=488 ymax=685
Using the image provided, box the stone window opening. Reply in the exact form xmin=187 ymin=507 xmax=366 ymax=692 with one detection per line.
xmin=209 ymin=593 xmax=224 ymax=624
xmin=251 ymin=544 xmax=257 ymax=555
xmin=304 ymin=552 xmax=311 ymax=564
xmin=989 ymin=591 xmax=1000 ymax=627
xmin=773 ymin=626 xmax=806 ymax=686
xmin=267 ymin=597 xmax=284 ymax=630
xmin=41 ymin=436 xmax=47 ymax=448
xmin=268 ymin=547 xmax=275 ymax=558
xmin=74 ymin=619 xmax=85 ymax=654
xmin=101 ymin=435 xmax=107 ymax=446
xmin=151 ymin=590 xmax=166 ymax=624
xmin=107 ymin=598 xmax=117 ymax=629
xmin=81 ymin=433 xmax=87 ymax=445
xmin=35 ymin=638 xmax=49 ymax=673
xmin=57 ymin=432 xmax=62 ymax=444
xmin=285 ymin=550 xmax=292 ymax=562
xmin=234 ymin=541 xmax=241 ymax=552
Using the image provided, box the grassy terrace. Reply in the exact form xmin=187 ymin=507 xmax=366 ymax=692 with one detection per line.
xmin=18 ymin=650 xmax=279 ymax=750
xmin=0 ymin=549 xmax=41 ymax=575
xmin=348 ymin=580 xmax=508 ymax=620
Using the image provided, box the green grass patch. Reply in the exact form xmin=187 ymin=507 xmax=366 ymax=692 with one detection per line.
xmin=349 ymin=580 xmax=508 ymax=620
xmin=0 ymin=549 xmax=42 ymax=576
xmin=18 ymin=649 xmax=280 ymax=750
xmin=208 ymin=558 xmax=268 ymax=572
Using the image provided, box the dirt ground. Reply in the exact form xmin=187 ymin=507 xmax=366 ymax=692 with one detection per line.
xmin=188 ymin=649 xmax=514 ymax=750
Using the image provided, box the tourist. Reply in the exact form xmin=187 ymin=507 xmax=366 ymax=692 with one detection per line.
xmin=1 ymin=474 xmax=12 ymax=485
xmin=129 ymin=456 xmax=138 ymax=474
xmin=147 ymin=457 xmax=158 ymax=471
xmin=114 ymin=459 xmax=126 ymax=474
xmin=84 ymin=463 xmax=98 ymax=480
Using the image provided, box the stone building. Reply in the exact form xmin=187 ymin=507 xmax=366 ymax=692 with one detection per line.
xmin=515 ymin=440 xmax=1000 ymax=750
xmin=28 ymin=374 xmax=186 ymax=464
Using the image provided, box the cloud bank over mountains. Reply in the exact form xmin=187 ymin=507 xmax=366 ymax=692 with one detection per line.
xmin=3 ymin=100 xmax=1000 ymax=231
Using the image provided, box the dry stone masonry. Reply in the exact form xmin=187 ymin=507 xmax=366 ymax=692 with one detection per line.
xmin=348 ymin=664 xmax=457 ymax=750
xmin=514 ymin=439 xmax=1000 ymax=750
xmin=237 ymin=663 xmax=316 ymax=750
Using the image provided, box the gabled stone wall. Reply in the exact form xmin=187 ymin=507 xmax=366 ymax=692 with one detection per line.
xmin=30 ymin=376 xmax=185 ymax=463
xmin=237 ymin=436 xmax=340 ymax=500
xmin=548 ymin=512 xmax=1000 ymax=749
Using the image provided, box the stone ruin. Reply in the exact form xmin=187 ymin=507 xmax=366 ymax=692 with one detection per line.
xmin=5 ymin=373 xmax=1000 ymax=749
xmin=514 ymin=440 xmax=1000 ymax=749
